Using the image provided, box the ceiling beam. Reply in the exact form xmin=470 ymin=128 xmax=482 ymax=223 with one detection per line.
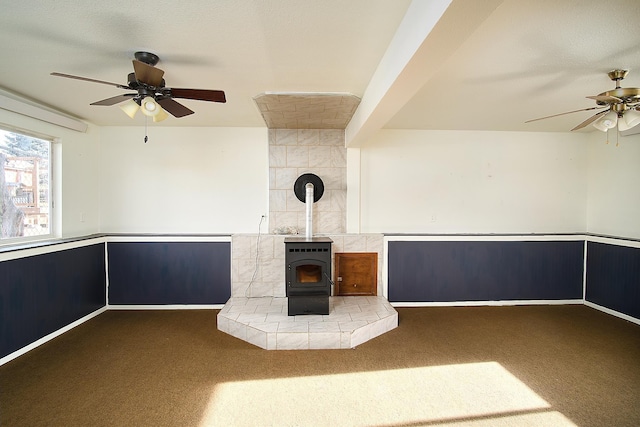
xmin=345 ymin=0 xmax=503 ymax=147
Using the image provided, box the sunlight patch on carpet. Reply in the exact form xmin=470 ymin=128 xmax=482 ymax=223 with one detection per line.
xmin=198 ymin=361 xmax=577 ymax=426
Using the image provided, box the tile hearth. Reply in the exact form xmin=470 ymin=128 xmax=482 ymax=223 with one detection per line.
xmin=217 ymin=296 xmax=398 ymax=350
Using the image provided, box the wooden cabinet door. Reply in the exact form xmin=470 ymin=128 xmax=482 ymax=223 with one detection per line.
xmin=335 ymin=252 xmax=377 ymax=296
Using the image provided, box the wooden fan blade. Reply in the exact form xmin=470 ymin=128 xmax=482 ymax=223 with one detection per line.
xmin=571 ymin=110 xmax=608 ymax=131
xmin=90 ymin=93 xmax=137 ymax=106
xmin=525 ymin=106 xmax=606 ymax=123
xmin=157 ymin=98 xmax=194 ymax=118
xmin=132 ymin=60 xmax=164 ymax=87
xmin=51 ymin=72 xmax=129 ymax=89
xmin=169 ymin=88 xmax=226 ymax=103
xmin=586 ymin=95 xmax=623 ymax=103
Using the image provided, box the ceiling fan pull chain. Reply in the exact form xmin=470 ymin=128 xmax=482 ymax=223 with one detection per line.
xmin=144 ymin=116 xmax=149 ymax=143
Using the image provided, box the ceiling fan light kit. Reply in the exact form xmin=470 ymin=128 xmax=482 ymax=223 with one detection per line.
xmin=140 ymin=96 xmax=160 ymax=117
xmin=119 ymin=99 xmax=140 ymax=119
xmin=51 ymin=51 xmax=226 ymax=123
xmin=153 ymin=108 xmax=169 ymax=122
xmin=526 ymin=69 xmax=640 ymax=136
xmin=621 ymin=109 xmax=640 ymax=130
xmin=593 ymin=110 xmax=618 ymax=131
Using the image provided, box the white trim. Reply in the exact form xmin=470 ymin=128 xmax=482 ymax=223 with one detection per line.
xmin=0 ymin=237 xmax=105 ymax=262
xmin=391 ymin=299 xmax=584 ymax=308
xmin=51 ymin=139 xmax=62 ymax=238
xmin=0 ymin=306 xmax=107 ymax=367
xmin=385 ymin=234 xmax=587 ymax=242
xmin=104 ymin=235 xmax=231 ymax=243
xmin=585 ymin=301 xmax=640 ymax=326
xmin=0 ymin=235 xmax=232 ymax=262
xmin=382 ymin=237 xmax=389 ymax=298
xmin=582 ymin=241 xmax=588 ymax=301
xmin=586 ymin=235 xmax=640 ymax=248
xmin=104 ymin=241 xmax=110 ymax=306
xmin=107 ymin=304 xmax=223 ymax=310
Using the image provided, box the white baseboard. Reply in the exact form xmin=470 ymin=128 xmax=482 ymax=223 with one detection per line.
xmin=391 ymin=299 xmax=584 ymax=307
xmin=584 ymin=301 xmax=640 ymax=326
xmin=0 ymin=306 xmax=107 ymax=367
xmin=107 ymin=304 xmax=223 ymax=310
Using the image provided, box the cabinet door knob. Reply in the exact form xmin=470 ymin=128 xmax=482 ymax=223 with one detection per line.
xmin=352 ymin=283 xmax=358 ymax=288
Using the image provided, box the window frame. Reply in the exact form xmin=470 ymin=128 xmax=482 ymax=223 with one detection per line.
xmin=0 ymin=124 xmax=58 ymax=246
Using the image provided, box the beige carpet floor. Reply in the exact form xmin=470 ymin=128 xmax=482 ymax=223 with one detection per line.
xmin=1 ymin=305 xmax=639 ymax=426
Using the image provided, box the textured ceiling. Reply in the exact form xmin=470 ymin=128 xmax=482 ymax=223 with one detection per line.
xmin=385 ymin=0 xmax=640 ymax=133
xmin=0 ymin=0 xmax=409 ymax=128
xmin=1 ymin=0 xmax=640 ymax=134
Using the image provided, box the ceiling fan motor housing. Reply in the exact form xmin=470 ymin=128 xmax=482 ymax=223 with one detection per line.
xmin=608 ymin=69 xmax=628 ymax=84
xmin=134 ymin=51 xmax=160 ymax=66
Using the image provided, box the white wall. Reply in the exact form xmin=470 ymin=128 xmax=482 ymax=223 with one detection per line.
xmin=0 ymin=109 xmax=101 ymax=238
xmin=7 ymin=107 xmax=636 ymax=239
xmin=587 ymin=131 xmax=640 ymax=239
xmin=99 ymin=126 xmax=268 ymax=234
xmin=359 ymin=129 xmax=588 ymax=234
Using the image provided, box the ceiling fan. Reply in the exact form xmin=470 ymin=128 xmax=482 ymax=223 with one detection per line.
xmin=51 ymin=51 xmax=226 ymax=122
xmin=526 ymin=69 xmax=640 ymax=132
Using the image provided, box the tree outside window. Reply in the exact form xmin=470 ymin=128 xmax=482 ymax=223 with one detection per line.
xmin=0 ymin=129 xmax=51 ymax=241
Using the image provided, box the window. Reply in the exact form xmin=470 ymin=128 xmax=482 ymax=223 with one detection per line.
xmin=0 ymin=127 xmax=52 ymax=243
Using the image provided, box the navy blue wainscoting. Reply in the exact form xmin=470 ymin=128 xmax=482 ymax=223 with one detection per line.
xmin=388 ymin=240 xmax=584 ymax=303
xmin=586 ymin=242 xmax=640 ymax=319
xmin=107 ymin=241 xmax=231 ymax=305
xmin=0 ymin=244 xmax=106 ymax=359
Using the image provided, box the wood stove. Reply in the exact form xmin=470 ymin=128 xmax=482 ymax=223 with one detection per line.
xmin=285 ymin=237 xmax=332 ymax=315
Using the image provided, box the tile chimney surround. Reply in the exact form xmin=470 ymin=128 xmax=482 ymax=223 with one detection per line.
xmin=269 ymin=128 xmax=346 ymax=235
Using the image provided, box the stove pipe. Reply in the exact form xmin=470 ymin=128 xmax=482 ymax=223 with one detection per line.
xmin=305 ymin=182 xmax=313 ymax=239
